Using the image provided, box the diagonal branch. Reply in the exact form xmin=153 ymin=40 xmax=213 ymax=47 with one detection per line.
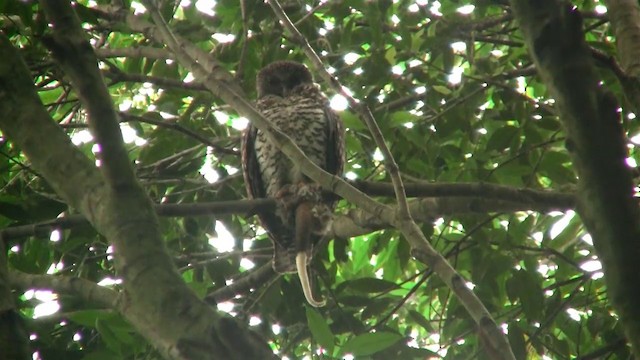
xmin=9 ymin=270 xmax=118 ymax=309
xmin=205 ymin=263 xmax=277 ymax=304
xmin=40 ymin=1 xmax=136 ymax=188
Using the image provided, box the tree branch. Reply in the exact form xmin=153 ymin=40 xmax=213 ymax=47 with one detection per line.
xmin=205 ymin=263 xmax=277 ymax=304
xmin=1 ymin=183 xmax=574 ymax=241
xmin=355 ymin=180 xmax=574 ymax=206
xmin=8 ymin=270 xmax=118 ymax=309
xmin=599 ymin=0 xmax=640 ymax=112
xmin=604 ymin=0 xmax=640 ymax=78
xmin=104 ymin=67 xmax=207 ymax=91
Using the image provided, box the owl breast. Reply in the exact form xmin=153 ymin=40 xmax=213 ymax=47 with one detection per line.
xmin=254 ymin=93 xmax=329 ymax=199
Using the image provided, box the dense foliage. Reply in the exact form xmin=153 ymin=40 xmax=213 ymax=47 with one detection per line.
xmin=1 ymin=0 xmax=636 ymax=359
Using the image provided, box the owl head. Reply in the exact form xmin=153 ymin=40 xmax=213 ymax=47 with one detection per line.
xmin=256 ymin=61 xmax=313 ymax=98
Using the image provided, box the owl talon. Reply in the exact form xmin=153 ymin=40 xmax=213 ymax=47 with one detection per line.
xmin=296 ymin=183 xmax=323 ymax=202
xmin=274 ymin=184 xmax=296 ymax=199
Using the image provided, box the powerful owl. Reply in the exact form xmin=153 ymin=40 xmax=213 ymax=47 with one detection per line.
xmin=242 ymin=61 xmax=344 ymax=307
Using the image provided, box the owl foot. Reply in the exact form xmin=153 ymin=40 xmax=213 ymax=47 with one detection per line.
xmin=295 ymin=182 xmax=323 ymax=202
xmin=275 ymin=183 xmax=323 ymax=212
xmin=310 ymin=203 xmax=332 ymax=235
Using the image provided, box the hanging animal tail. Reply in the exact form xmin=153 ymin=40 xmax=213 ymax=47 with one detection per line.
xmin=295 ymin=201 xmax=326 ymax=307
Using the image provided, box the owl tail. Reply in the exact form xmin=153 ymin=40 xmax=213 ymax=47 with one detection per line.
xmin=272 ymin=240 xmax=297 ymax=274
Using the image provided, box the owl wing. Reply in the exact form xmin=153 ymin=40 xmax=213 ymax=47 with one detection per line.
xmin=242 ymin=119 xmax=297 ymax=273
xmin=322 ymin=102 xmax=345 ymax=204
xmin=241 ymin=123 xmax=264 ymax=201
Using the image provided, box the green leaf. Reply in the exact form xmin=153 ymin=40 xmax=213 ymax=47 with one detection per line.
xmin=305 ymin=307 xmax=335 ymax=354
xmin=68 ymin=310 xmax=106 ymax=327
xmin=486 ymin=125 xmax=519 ymax=151
xmin=341 ymin=331 xmax=402 ymax=356
xmin=507 ymin=270 xmax=544 ymax=322
xmin=341 ymin=110 xmax=366 ymax=130
xmin=96 ymin=318 xmax=122 ymax=353
xmin=432 ymin=85 xmax=452 ymax=95
xmin=507 ymin=323 xmax=527 ymax=360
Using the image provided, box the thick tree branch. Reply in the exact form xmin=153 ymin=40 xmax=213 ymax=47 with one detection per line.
xmin=8 ymin=270 xmax=119 ymax=309
xmin=205 ymin=263 xmax=277 ymax=304
xmin=604 ymin=0 xmax=640 ymax=78
xmin=2 ymin=191 xmax=573 ymax=241
xmin=510 ymin=0 xmax=640 ymax=353
xmin=2 ymin=4 xmax=275 ymax=359
xmin=0 ymin=37 xmax=106 ymax=232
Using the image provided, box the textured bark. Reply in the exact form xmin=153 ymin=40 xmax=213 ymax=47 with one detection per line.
xmin=510 ymin=0 xmax=640 ymax=354
xmin=602 ymin=0 xmax=640 ymax=113
xmin=605 ymin=0 xmax=640 ymax=77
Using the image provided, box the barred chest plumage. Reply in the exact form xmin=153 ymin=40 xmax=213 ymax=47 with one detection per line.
xmin=253 ymin=91 xmax=329 ymax=199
